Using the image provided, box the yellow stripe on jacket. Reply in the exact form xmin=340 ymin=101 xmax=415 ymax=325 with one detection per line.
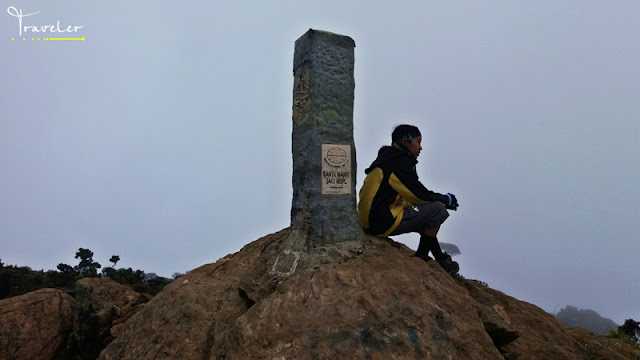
xmin=358 ymin=168 xmax=384 ymax=229
xmin=389 ymin=173 xmax=430 ymax=205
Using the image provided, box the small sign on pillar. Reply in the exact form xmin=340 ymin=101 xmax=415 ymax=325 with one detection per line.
xmin=321 ymin=144 xmax=352 ymax=195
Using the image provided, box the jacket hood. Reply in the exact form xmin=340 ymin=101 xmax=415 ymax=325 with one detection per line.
xmin=364 ymin=146 xmax=417 ymax=174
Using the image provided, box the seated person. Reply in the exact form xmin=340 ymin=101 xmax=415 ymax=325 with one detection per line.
xmin=358 ymin=124 xmax=460 ymax=274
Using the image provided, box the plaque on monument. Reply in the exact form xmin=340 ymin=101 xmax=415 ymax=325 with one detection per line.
xmin=321 ymin=144 xmax=352 ymax=195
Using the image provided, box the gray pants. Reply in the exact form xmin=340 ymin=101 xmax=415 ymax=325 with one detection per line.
xmin=389 ymin=202 xmax=449 ymax=236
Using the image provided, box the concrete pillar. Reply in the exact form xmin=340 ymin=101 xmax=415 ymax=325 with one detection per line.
xmin=290 ymin=29 xmax=364 ymax=247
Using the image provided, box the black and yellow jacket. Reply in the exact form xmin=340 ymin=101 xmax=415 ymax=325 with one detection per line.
xmin=358 ymin=146 xmax=449 ymax=236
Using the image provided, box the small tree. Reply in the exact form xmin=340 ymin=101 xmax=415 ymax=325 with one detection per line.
xmin=74 ymin=248 xmax=101 ymax=277
xmin=619 ymin=319 xmax=640 ymax=342
xmin=57 ymin=263 xmax=78 ymax=286
xmin=57 ymin=263 xmax=75 ymax=274
xmin=109 ymin=255 xmax=120 ymax=268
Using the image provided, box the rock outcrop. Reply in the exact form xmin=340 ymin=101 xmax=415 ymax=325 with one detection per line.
xmin=68 ymin=277 xmax=152 ymax=359
xmin=568 ymin=327 xmax=640 ymax=360
xmin=0 ymin=288 xmax=75 ymax=360
xmin=458 ymin=279 xmax=584 ymax=359
xmin=97 ymin=228 xmax=637 ymax=359
xmin=1 ymin=230 xmax=637 ymax=359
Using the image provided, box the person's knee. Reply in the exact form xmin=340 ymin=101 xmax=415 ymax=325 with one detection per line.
xmin=433 ymin=202 xmax=450 ymax=226
xmin=421 ymin=226 xmax=440 ymax=237
xmin=432 ymin=201 xmax=448 ymax=217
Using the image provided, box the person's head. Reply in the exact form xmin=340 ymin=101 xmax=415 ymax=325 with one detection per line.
xmin=392 ymin=124 xmax=422 ymax=158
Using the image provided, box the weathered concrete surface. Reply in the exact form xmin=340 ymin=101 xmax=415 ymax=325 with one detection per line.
xmin=0 ymin=288 xmax=75 ymax=360
xmin=291 ymin=29 xmax=364 ymax=246
xmin=97 ymin=228 xmax=628 ymax=360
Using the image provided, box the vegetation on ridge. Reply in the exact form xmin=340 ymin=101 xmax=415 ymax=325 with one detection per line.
xmin=554 ymin=305 xmax=639 ymax=348
xmin=0 ymin=249 xmax=176 ymax=300
xmin=610 ymin=319 xmax=640 ymax=348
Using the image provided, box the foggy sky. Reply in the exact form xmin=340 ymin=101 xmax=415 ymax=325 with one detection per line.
xmin=1 ymin=1 xmax=638 ymax=324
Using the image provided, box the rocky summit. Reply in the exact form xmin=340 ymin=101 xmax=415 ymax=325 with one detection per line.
xmin=2 ymin=228 xmax=639 ymax=359
xmin=95 ymin=228 xmax=638 ymax=360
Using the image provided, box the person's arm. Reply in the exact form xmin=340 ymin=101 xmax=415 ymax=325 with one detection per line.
xmin=388 ymin=159 xmax=449 ymax=205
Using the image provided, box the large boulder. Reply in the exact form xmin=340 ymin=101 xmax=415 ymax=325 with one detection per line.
xmin=0 ymin=288 xmax=75 ymax=360
xmin=98 ymin=229 xmax=633 ymax=359
xmin=69 ymin=277 xmax=152 ymax=359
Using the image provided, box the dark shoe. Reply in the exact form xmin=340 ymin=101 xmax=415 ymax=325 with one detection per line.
xmin=436 ymin=253 xmax=460 ymax=275
xmin=412 ymin=252 xmax=433 ymax=262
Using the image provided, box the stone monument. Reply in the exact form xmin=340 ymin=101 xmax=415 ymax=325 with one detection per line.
xmin=290 ymin=29 xmax=365 ymax=247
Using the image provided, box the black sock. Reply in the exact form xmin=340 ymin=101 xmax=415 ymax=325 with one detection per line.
xmin=415 ymin=236 xmax=430 ymax=256
xmin=421 ymin=235 xmax=445 ymax=261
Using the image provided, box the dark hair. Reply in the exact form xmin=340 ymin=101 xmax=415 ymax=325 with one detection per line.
xmin=392 ymin=124 xmax=421 ymax=143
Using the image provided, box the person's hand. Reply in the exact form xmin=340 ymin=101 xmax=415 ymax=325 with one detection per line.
xmin=445 ymin=193 xmax=459 ymax=211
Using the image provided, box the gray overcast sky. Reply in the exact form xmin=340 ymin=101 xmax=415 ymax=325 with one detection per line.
xmin=1 ymin=1 xmax=638 ymax=324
